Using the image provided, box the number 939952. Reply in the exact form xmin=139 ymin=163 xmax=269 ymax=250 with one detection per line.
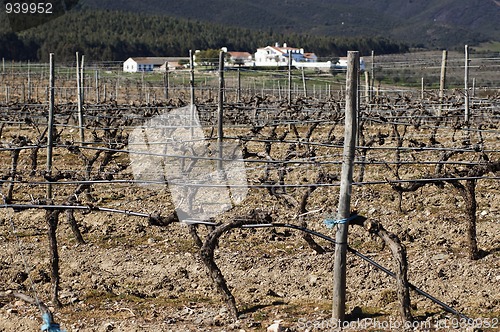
xmin=5 ymin=2 xmax=53 ymax=14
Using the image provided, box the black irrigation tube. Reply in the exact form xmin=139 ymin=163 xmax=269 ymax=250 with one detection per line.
xmin=242 ymin=222 xmax=473 ymax=322
xmin=0 ymin=202 xmax=473 ymax=322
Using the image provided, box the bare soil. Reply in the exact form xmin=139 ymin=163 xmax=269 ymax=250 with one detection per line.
xmin=0 ymin=100 xmax=499 ymax=331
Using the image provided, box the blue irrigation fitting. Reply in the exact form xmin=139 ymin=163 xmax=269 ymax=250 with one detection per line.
xmin=324 ymin=214 xmax=358 ymax=228
xmin=41 ymin=312 xmax=65 ymax=332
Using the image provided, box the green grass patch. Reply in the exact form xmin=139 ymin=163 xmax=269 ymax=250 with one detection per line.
xmin=472 ymin=41 xmax=500 ymax=53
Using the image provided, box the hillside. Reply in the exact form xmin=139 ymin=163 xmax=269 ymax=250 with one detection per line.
xmin=0 ymin=9 xmax=407 ymax=62
xmin=80 ymin=0 xmax=500 ymax=49
xmin=1 ymin=0 xmax=499 ymax=62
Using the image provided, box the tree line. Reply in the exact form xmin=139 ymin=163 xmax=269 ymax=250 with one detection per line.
xmin=0 ymin=9 xmax=409 ymax=63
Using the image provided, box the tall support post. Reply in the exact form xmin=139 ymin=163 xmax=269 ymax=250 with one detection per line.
xmin=80 ymin=55 xmax=85 ymax=103
xmin=217 ymin=51 xmax=225 ymax=171
xmin=189 ymin=50 xmax=195 ymax=138
xmin=76 ymin=52 xmax=85 ymax=144
xmin=140 ymin=71 xmax=145 ymax=103
xmin=237 ymin=66 xmax=241 ymax=102
xmin=115 ymin=72 xmax=119 ymax=101
xmin=27 ymin=60 xmax=31 ymax=101
xmin=189 ymin=50 xmax=195 ymax=105
xmin=288 ymin=50 xmax=292 ymax=105
xmin=464 ymin=45 xmax=470 ymax=123
xmin=332 ymin=51 xmax=359 ymax=322
xmin=47 ymin=53 xmax=55 ymax=199
xmin=364 ymin=71 xmax=369 ymax=105
xmin=438 ymin=50 xmax=447 ymax=116
xmin=76 ymin=52 xmax=80 ymax=99
xmin=164 ymin=62 xmax=169 ymax=100
xmin=370 ymin=50 xmax=375 ymax=102
xmin=421 ymin=77 xmax=424 ymax=100
xmin=95 ymin=69 xmax=100 ymax=103
xmin=302 ymin=67 xmax=307 ymax=98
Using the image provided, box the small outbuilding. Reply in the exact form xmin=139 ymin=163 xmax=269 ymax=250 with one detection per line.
xmin=123 ymin=57 xmax=188 ymax=72
xmin=226 ymin=51 xmax=253 ymax=66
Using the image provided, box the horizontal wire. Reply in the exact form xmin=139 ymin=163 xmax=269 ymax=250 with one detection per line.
xmin=1 ymin=176 xmax=498 ymax=188
xmin=0 ymin=200 xmax=475 ymax=321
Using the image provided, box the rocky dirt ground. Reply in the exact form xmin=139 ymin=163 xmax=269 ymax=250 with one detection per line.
xmin=1 ymin=178 xmax=499 ymax=331
xmin=0 ymin=105 xmax=499 ymax=331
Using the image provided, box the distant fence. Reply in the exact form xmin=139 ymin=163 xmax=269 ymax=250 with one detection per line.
xmin=1 ymin=50 xmax=500 ymax=105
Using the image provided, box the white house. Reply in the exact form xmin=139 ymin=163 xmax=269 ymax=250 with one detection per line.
xmin=254 ymin=43 xmax=317 ymax=67
xmin=123 ymin=57 xmax=188 ymax=72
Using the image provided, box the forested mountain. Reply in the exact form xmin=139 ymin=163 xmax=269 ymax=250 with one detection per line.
xmin=1 ymin=0 xmax=498 ymax=62
xmin=81 ymin=0 xmax=500 ymax=49
xmin=0 ymin=9 xmax=407 ymax=62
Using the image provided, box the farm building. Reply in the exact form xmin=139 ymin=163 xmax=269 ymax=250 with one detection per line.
xmin=333 ymin=57 xmax=366 ymax=71
xmin=226 ymin=51 xmax=253 ymax=66
xmin=123 ymin=57 xmax=188 ymax=72
xmin=254 ymin=43 xmax=317 ymax=66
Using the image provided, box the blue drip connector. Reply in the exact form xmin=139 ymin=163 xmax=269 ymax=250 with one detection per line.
xmin=41 ymin=312 xmax=65 ymax=332
xmin=324 ymin=214 xmax=358 ymax=228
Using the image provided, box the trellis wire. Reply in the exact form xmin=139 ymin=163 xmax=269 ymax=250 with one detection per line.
xmin=0 ymin=202 xmax=473 ymax=322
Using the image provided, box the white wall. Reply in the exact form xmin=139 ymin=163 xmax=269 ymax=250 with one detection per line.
xmin=123 ymin=58 xmax=137 ymax=72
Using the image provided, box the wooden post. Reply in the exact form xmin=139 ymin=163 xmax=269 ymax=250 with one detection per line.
xmin=141 ymin=71 xmax=145 ymax=103
xmin=357 ymin=67 xmax=360 ymax=112
xmin=464 ymin=45 xmax=470 ymax=123
xmin=189 ymin=50 xmax=195 ymax=138
xmin=164 ymin=62 xmax=169 ymax=100
xmin=364 ymin=71 xmax=369 ymax=105
xmin=115 ymin=73 xmax=119 ymax=101
xmin=217 ymin=51 xmax=225 ymax=171
xmin=438 ymin=50 xmax=447 ymax=116
xmin=302 ymin=67 xmax=307 ymax=98
xmin=332 ymin=51 xmax=359 ymax=323
xmin=237 ymin=67 xmax=241 ymax=102
xmin=421 ymin=77 xmax=424 ymax=100
xmin=288 ymin=50 xmax=292 ymax=104
xmin=76 ymin=52 xmax=85 ymax=144
xmin=80 ymin=55 xmax=85 ymax=103
xmin=47 ymin=53 xmax=55 ymax=199
xmin=27 ymin=60 xmax=31 ymax=101
xmin=370 ymin=50 xmax=375 ymax=102
xmin=190 ymin=50 xmax=195 ymax=105
xmin=95 ymin=69 xmax=100 ymax=103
